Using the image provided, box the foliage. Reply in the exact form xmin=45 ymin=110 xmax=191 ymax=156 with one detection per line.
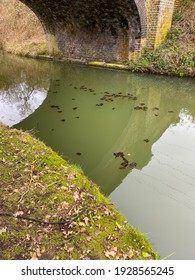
xmin=130 ymin=46 xmax=194 ymax=77
xmin=130 ymin=0 xmax=195 ymax=77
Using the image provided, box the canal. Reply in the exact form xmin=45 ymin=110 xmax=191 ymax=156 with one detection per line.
xmin=0 ymin=52 xmax=195 ymax=259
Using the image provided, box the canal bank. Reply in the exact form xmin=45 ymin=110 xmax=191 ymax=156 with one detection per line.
xmin=1 ymin=51 xmax=195 ymax=259
xmin=0 ymin=0 xmax=194 ymax=77
xmin=0 ymin=123 xmax=158 ymax=260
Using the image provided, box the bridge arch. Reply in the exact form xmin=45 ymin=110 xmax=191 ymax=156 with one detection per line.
xmin=20 ymin=0 xmax=143 ymax=62
xmin=19 ymin=0 xmax=176 ymax=62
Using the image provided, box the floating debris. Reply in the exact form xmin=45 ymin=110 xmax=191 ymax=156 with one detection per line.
xmin=75 ymin=116 xmax=80 ymax=119
xmin=144 ymin=139 xmax=150 ymax=143
xmin=112 ymin=107 xmax=115 ymax=110
xmin=129 ymin=162 xmax=137 ymax=169
xmin=155 ymin=114 xmax=158 ymax=117
xmin=113 ymin=152 xmax=124 ymax=158
xmin=134 ymin=105 xmax=148 ymax=111
xmin=53 ymin=91 xmax=58 ymax=94
xmin=51 ymin=128 xmax=54 ymax=131
xmin=72 ymin=98 xmax=76 ymax=100
xmin=134 ymin=106 xmax=142 ymax=110
xmin=113 ymin=152 xmax=136 ymax=170
xmin=96 ymin=103 xmax=104 ymax=106
xmin=55 ymin=79 xmax=60 ymax=82
xmin=76 ymin=152 xmax=82 ymax=155
xmin=152 ymin=107 xmax=159 ymax=110
xmin=120 ymin=160 xmax=129 ymax=168
xmin=61 ymin=119 xmax=66 ymax=122
xmin=168 ymin=110 xmax=174 ymax=113
xmin=100 ymin=96 xmax=113 ymax=101
xmin=58 ymin=110 xmax=62 ymax=113
xmin=73 ymin=107 xmax=77 ymax=110
xmin=51 ymin=105 xmax=60 ymax=109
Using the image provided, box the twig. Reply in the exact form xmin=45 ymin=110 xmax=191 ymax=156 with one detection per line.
xmin=0 ymin=195 xmax=92 ymax=226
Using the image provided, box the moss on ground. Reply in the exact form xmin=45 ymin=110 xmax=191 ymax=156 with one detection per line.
xmin=0 ymin=123 xmax=159 ymax=260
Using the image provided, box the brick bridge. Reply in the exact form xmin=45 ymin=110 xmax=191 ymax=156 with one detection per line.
xmin=20 ymin=0 xmax=176 ymax=62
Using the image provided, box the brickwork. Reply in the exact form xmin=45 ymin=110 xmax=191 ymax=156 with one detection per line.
xmin=145 ymin=0 xmax=176 ymax=49
xmin=20 ymin=0 xmax=176 ymax=62
xmin=155 ymin=0 xmax=176 ymax=48
xmin=134 ymin=0 xmax=147 ymax=38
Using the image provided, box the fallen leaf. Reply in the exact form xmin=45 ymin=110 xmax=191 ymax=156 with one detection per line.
xmin=116 ymin=222 xmax=122 ymax=229
xmin=41 ymin=247 xmax=46 ymax=254
xmin=86 ymin=236 xmax=92 ymax=241
xmin=79 ymin=222 xmax=85 ymax=227
xmin=0 ymin=227 xmax=7 ymax=234
xmin=14 ymin=211 xmax=24 ymax=217
xmin=105 ymin=247 xmax=118 ymax=258
xmin=67 ymin=172 xmax=75 ymax=181
xmin=142 ymin=251 xmax=151 ymax=258
xmin=105 ymin=250 xmax=117 ymax=258
xmin=73 ymin=191 xmax=79 ymax=201
xmin=67 ymin=247 xmax=74 ymax=253
xmin=26 ymin=234 xmax=30 ymax=241
xmin=36 ymin=247 xmax=41 ymax=257
xmin=128 ymin=249 xmax=134 ymax=258
xmin=83 ymin=217 xmax=89 ymax=225
xmin=30 ymin=252 xmax=38 ymax=260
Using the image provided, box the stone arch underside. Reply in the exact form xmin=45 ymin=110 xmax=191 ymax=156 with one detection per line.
xmin=20 ymin=0 xmax=142 ymax=62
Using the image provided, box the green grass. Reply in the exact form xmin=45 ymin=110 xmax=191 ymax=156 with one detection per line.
xmin=0 ymin=123 xmax=159 ymax=260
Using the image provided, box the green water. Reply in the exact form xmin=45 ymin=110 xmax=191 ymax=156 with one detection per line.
xmin=1 ymin=52 xmax=195 ymax=259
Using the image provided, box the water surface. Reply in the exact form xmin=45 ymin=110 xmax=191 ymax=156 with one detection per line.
xmin=1 ymin=52 xmax=195 ymax=259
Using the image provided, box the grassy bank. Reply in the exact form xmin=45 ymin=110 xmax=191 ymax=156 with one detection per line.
xmin=0 ymin=0 xmax=47 ymax=57
xmin=0 ymin=124 xmax=158 ymax=260
xmin=129 ymin=0 xmax=195 ymax=77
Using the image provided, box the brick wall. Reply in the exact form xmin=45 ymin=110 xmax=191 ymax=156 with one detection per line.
xmin=21 ymin=0 xmax=176 ymax=62
xmin=22 ymin=0 xmax=143 ymax=62
xmin=145 ymin=0 xmax=176 ymax=49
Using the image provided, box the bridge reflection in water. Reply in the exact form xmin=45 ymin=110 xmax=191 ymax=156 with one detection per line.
xmin=1 ymin=52 xmax=195 ymax=259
